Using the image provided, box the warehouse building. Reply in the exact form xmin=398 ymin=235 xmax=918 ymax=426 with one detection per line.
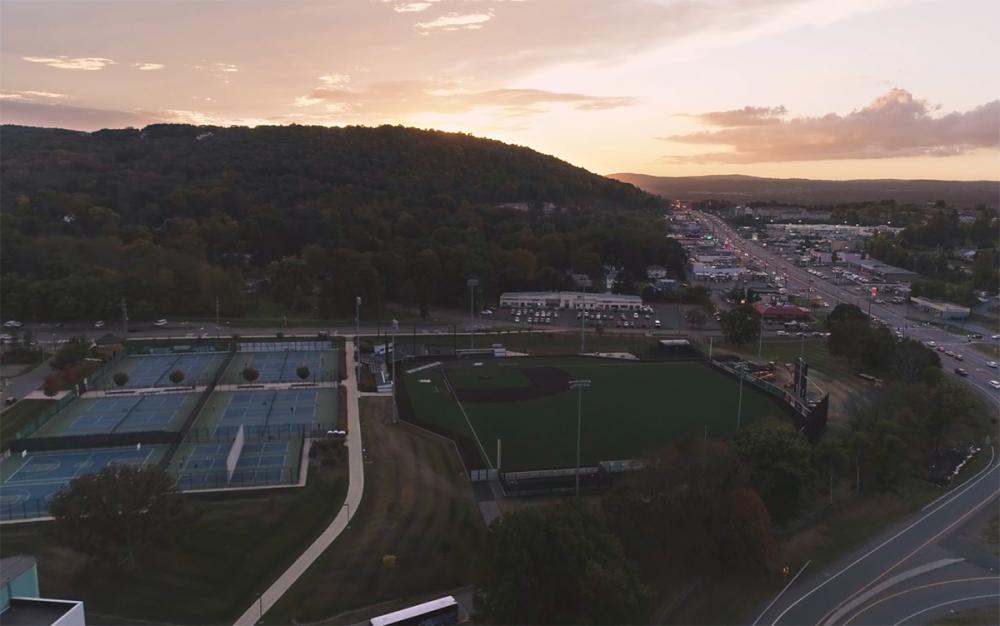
xmin=499 ymin=291 xmax=644 ymax=311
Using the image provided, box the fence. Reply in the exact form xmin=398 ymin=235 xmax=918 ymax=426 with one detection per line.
xmin=9 ymin=429 xmax=179 ymax=453
xmin=1 ymin=498 xmax=51 ymax=522
xmin=13 ymin=390 xmax=80 ymax=441
xmin=182 ymin=422 xmax=339 ymax=444
xmin=80 ymin=349 xmax=126 ymax=392
xmin=177 ymin=465 xmax=297 ymax=491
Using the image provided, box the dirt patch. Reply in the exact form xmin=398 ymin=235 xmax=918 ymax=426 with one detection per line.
xmin=448 ymin=366 xmax=571 ymax=403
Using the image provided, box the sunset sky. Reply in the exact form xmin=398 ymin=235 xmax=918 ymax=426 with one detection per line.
xmin=1 ymin=0 xmax=997 ymax=180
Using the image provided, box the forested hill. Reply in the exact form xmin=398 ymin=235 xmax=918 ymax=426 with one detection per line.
xmin=0 ymin=124 xmax=682 ymax=322
xmin=610 ymin=173 xmax=998 ymax=208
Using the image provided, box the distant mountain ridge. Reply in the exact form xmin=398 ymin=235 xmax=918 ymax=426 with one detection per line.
xmin=609 ymin=173 xmax=998 ymax=208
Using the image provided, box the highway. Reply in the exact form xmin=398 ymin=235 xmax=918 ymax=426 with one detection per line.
xmin=693 ymin=212 xmax=1000 ymax=625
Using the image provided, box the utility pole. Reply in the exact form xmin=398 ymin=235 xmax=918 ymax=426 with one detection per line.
xmin=736 ymin=371 xmax=744 ymax=431
xmin=121 ymin=297 xmax=128 ymax=336
xmin=391 ymin=319 xmax=399 ymax=423
xmin=569 ymin=379 xmax=591 ymax=496
xmin=467 ymin=278 xmax=479 ymax=350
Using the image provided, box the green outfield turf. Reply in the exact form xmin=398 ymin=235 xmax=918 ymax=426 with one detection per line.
xmin=401 ymin=356 xmax=792 ymax=472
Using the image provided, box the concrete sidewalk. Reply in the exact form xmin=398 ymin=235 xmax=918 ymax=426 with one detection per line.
xmin=233 ymin=339 xmax=365 ymax=626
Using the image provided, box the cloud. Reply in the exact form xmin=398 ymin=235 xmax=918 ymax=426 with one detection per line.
xmin=0 ymin=90 xmax=68 ymax=101
xmin=22 ymin=56 xmax=116 ymax=71
xmin=415 ymin=12 xmax=493 ymax=31
xmin=394 ymin=2 xmax=435 ymax=12
xmin=294 ymin=95 xmax=324 ymax=107
xmin=686 ymin=105 xmax=787 ymax=127
xmin=298 ymin=79 xmax=634 ymax=117
xmin=318 ymin=74 xmax=351 ymax=88
xmin=0 ymin=101 xmax=156 ymax=129
xmin=661 ymin=89 xmax=1000 ymax=163
xmin=196 ymin=62 xmax=239 ymax=75
xmin=133 ymin=63 xmax=165 ymax=71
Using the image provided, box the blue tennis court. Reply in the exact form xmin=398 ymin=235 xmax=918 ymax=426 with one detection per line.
xmin=210 ymin=389 xmax=319 ymax=438
xmin=111 ymin=352 xmax=225 ymax=388
xmin=0 ymin=447 xmax=155 ymax=511
xmin=56 ymin=393 xmax=195 ymax=436
xmin=230 ymin=350 xmax=330 ymax=383
xmin=63 ymin=396 xmax=142 ymax=435
xmin=175 ymin=441 xmax=294 ymax=490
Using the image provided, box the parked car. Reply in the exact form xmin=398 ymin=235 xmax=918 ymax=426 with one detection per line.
xmin=987 ymin=361 xmax=998 ymax=368
xmin=154 ymin=319 xmax=168 ymax=327
xmin=954 ymin=368 xmax=968 ymax=377
xmin=2 ymin=320 xmax=22 ymax=328
xmin=94 ymin=320 xmax=105 ymax=328
xmin=990 ymin=380 xmax=1000 ymax=390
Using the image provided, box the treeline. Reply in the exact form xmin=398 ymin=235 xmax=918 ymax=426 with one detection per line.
xmin=867 ymin=208 xmax=998 ymax=304
xmin=0 ymin=124 xmax=682 ymax=321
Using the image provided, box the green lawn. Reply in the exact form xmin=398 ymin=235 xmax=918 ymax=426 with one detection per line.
xmin=0 ymin=461 xmax=349 ymax=624
xmin=404 ymin=357 xmax=791 ymax=471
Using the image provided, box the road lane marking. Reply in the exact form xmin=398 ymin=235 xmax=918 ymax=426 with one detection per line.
xmin=752 ymin=560 xmax=812 ymax=626
xmin=769 ymin=459 xmax=999 ymax=625
xmin=892 ymin=593 xmax=1000 ymax=626
xmin=841 ymin=577 xmax=998 ymax=625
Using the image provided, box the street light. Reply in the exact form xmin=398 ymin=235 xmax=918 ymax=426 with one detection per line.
xmin=568 ymin=379 xmax=591 ymax=496
xmin=355 ymin=296 xmax=362 ymax=377
xmin=467 ymin=278 xmax=479 ymax=350
xmin=391 ymin=319 xmax=399 ymax=423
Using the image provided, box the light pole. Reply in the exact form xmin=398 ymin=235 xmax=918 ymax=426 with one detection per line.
xmin=391 ymin=319 xmax=399 ymax=423
xmin=569 ymin=379 xmax=591 ymax=496
xmin=580 ymin=310 xmax=586 ymax=353
xmin=467 ymin=278 xmax=479 ymax=350
xmin=355 ymin=296 xmax=361 ymax=377
xmin=736 ymin=371 xmax=745 ymax=431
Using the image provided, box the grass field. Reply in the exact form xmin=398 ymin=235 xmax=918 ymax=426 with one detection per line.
xmin=0 ymin=456 xmax=348 ymax=624
xmin=263 ymin=396 xmax=483 ymax=623
xmin=402 ymin=356 xmax=791 ymax=472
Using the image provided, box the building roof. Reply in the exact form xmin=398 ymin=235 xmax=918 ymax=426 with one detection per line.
xmin=753 ymin=302 xmax=811 ymax=318
xmin=0 ymin=556 xmax=35 ymax=586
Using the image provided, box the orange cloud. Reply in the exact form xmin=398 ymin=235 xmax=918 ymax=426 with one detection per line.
xmin=663 ymin=89 xmax=1000 ymax=163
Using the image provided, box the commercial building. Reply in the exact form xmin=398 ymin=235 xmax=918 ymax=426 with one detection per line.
xmin=909 ymin=297 xmax=971 ymax=320
xmin=499 ymin=291 xmax=644 ymax=311
xmin=1 ymin=556 xmax=85 ymax=625
xmin=753 ymin=302 xmax=811 ymax=321
xmin=847 ymin=259 xmax=919 ymax=283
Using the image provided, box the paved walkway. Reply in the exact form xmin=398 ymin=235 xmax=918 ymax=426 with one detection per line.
xmin=233 ymin=339 xmax=365 ymax=626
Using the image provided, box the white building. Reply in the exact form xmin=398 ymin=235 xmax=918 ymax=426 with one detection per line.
xmin=909 ymin=297 xmax=970 ymax=320
xmin=499 ymin=291 xmax=644 ymax=311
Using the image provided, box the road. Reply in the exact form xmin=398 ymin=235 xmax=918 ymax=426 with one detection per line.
xmin=693 ymin=212 xmax=1000 ymax=625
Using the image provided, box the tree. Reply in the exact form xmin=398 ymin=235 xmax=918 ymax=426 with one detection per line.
xmin=49 ymin=338 xmax=90 ymax=369
xmin=168 ymin=369 xmax=185 ymax=385
xmin=242 ymin=366 xmax=259 ymax=383
xmin=684 ymin=308 xmax=707 ymax=329
xmin=477 ymin=501 xmax=649 ymax=624
xmin=723 ymin=305 xmax=761 ymax=347
xmin=50 ymin=464 xmax=184 ymax=570
xmin=813 ymin=436 xmax=848 ymax=503
xmin=825 ymin=303 xmax=867 ymax=329
xmin=112 ymin=372 xmax=130 ymax=388
xmin=827 ymin=318 xmax=870 ymax=366
xmin=733 ymin=421 xmax=815 ymax=521
xmin=296 ymin=365 xmax=311 ymax=381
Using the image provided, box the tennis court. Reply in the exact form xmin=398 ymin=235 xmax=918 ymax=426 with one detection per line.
xmin=0 ymin=446 xmax=166 ymax=518
xmin=173 ymin=441 xmax=298 ymax=490
xmin=223 ymin=345 xmax=337 ymax=384
xmin=31 ymin=393 xmax=200 ymax=437
xmin=192 ymin=388 xmax=337 ymax=438
xmin=105 ymin=352 xmax=226 ymax=388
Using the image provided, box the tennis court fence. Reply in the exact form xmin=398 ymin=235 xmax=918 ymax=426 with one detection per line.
xmin=1 ymin=497 xmax=50 ymax=522
xmin=177 ymin=465 xmax=298 ymax=491
xmin=182 ymin=422 xmax=340 ymax=444
xmin=9 ymin=429 xmax=179 ymax=454
xmin=12 ymin=390 xmax=80 ymax=441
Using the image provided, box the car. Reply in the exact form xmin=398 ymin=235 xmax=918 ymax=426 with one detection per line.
xmin=0 ymin=333 xmax=12 ymax=342
xmin=94 ymin=320 xmax=105 ymax=328
xmin=514 ymin=316 xmax=520 ymax=323
xmin=954 ymin=354 xmax=963 ymax=361
xmin=777 ymin=330 xmax=788 ymax=336
xmin=990 ymin=380 xmax=1000 ymax=390
xmin=937 ymin=346 xmax=946 ymax=353
xmin=4 ymin=396 xmax=17 ymax=406
xmin=633 ymin=312 xmax=639 ymax=319
xmin=654 ymin=320 xmax=662 ymax=328
xmin=993 ymin=335 xmax=1000 ymax=340
xmin=987 ymin=361 xmax=998 ymax=368
xmin=2 ymin=320 xmax=22 ymax=328
xmin=154 ymin=319 xmax=168 ymax=327
xmin=954 ymin=367 xmax=968 ymax=377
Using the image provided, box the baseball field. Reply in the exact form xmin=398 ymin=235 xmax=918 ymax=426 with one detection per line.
xmin=399 ymin=355 xmax=791 ymax=472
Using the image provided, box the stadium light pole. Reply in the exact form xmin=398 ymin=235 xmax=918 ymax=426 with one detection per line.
xmin=467 ymin=278 xmax=479 ymax=350
xmin=580 ymin=311 xmax=585 ymax=353
xmin=391 ymin=319 xmax=399 ymax=423
xmin=569 ymin=379 xmax=591 ymax=496
xmin=736 ymin=370 xmax=745 ymax=431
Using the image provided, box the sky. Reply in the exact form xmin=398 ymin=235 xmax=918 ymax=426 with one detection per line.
xmin=1 ymin=0 xmax=997 ymax=180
